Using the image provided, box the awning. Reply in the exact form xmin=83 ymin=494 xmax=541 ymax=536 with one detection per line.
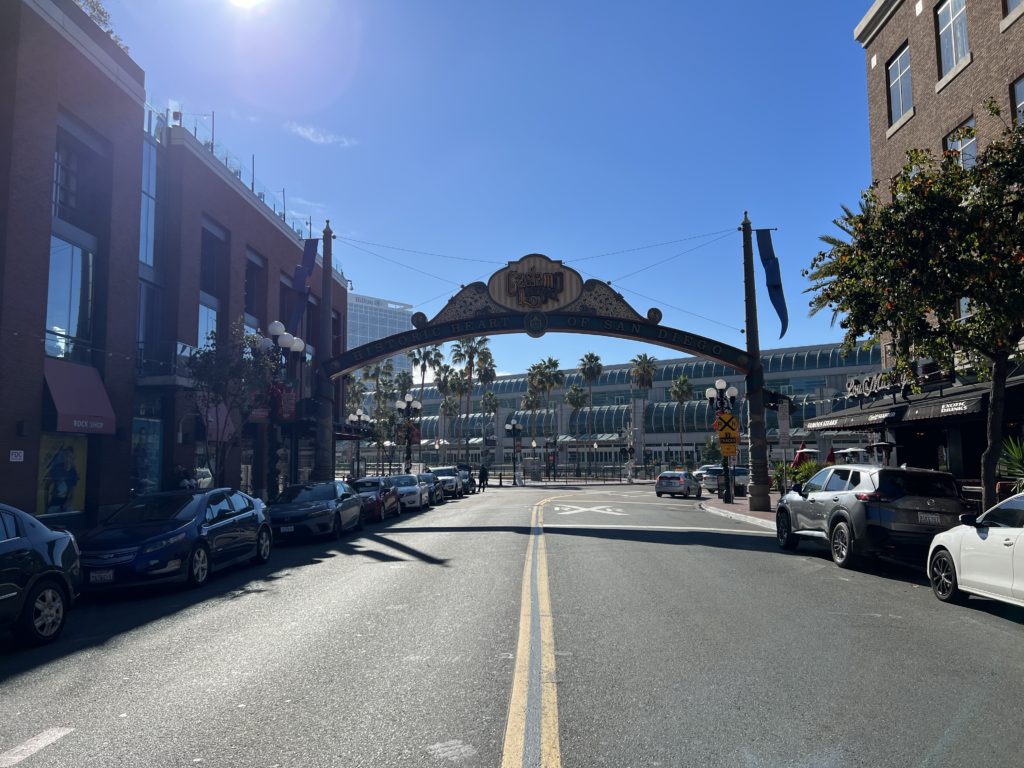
xmin=44 ymin=358 xmax=116 ymax=435
xmin=805 ymin=404 xmax=905 ymax=431
xmin=903 ymin=396 xmax=983 ymax=422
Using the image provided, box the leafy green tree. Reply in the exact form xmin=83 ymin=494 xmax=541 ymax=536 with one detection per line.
xmin=668 ymin=375 xmax=693 ymax=466
xmin=362 ymin=359 xmax=396 ymax=471
xmin=521 ymin=388 xmax=543 ymax=441
xmin=186 ymin=319 xmax=277 ymax=487
xmin=409 ymin=345 xmax=444 ymax=407
xmin=807 ymin=113 xmax=1024 ymax=509
xmin=702 ymin=436 xmax=721 ymax=463
xmin=74 ymin=0 xmax=127 ymax=49
xmin=451 ymin=337 xmax=490 ymax=461
xmin=394 ymin=369 xmax=414 ymax=399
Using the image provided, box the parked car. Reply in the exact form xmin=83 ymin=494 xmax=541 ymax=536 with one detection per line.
xmin=457 ymin=464 xmax=478 ymax=494
xmin=392 ymin=474 xmax=431 ymax=511
xmin=775 ymin=464 xmax=969 ymax=568
xmin=0 ymin=504 xmax=80 ymax=645
xmin=693 ymin=464 xmax=718 ymax=483
xmin=927 ymin=492 xmax=1024 ymax=607
xmin=701 ymin=466 xmax=749 ymax=494
xmin=268 ymin=481 xmax=363 ymax=540
xmin=432 ymin=467 xmax=464 ymax=499
xmin=77 ymin=489 xmax=273 ymax=590
xmin=419 ymin=472 xmax=445 ymax=506
xmin=655 ymin=471 xmax=702 ymax=499
xmin=351 ymin=477 xmax=401 ymax=521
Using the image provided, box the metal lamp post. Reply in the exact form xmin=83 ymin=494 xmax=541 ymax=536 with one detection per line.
xmin=264 ymin=321 xmax=305 ymax=487
xmin=706 ymin=379 xmax=739 ymax=504
xmin=504 ymin=418 xmax=522 ymax=485
xmin=347 ymin=408 xmax=370 ymax=478
xmin=395 ymin=393 xmax=422 ymax=472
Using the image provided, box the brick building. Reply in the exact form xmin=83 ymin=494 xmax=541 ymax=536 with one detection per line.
xmin=0 ymin=0 xmax=347 ymax=516
xmin=856 ymin=0 xmax=1024 ymax=187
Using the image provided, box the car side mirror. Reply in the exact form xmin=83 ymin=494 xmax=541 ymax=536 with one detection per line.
xmin=959 ymin=513 xmax=980 ymax=527
xmin=790 ymin=482 xmax=803 ymax=495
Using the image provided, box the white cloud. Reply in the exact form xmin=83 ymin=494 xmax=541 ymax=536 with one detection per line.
xmin=284 ymin=121 xmax=358 ymax=147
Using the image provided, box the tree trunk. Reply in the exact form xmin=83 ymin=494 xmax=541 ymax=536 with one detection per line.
xmin=587 ymin=384 xmax=594 ymax=473
xmin=981 ymin=354 xmax=1009 ymax=511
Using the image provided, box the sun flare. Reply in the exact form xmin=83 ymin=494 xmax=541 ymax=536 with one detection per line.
xmin=228 ymin=0 xmax=268 ymax=9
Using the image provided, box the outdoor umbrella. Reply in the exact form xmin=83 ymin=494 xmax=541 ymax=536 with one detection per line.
xmin=825 ymin=447 xmax=836 ymax=466
xmin=791 ymin=442 xmax=807 ymax=468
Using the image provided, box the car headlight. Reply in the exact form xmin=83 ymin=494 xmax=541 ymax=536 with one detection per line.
xmin=142 ymin=532 xmax=188 ymax=554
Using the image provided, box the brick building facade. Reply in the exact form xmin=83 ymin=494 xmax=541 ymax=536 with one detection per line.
xmin=0 ymin=0 xmax=347 ymax=516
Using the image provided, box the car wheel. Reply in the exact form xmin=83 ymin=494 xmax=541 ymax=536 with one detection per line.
xmin=15 ymin=579 xmax=67 ymax=645
xmin=252 ymin=526 xmax=273 ymax=564
xmin=929 ymin=549 xmax=966 ymax=604
xmin=776 ymin=510 xmax=799 ymax=551
xmin=332 ymin=511 xmax=344 ymax=539
xmin=695 ymin=488 xmax=702 ymax=499
xmin=356 ymin=508 xmax=365 ymax=531
xmin=187 ymin=544 xmax=211 ymax=587
xmin=682 ymin=489 xmax=690 ymax=498
xmin=656 ymin=492 xmax=663 ymax=497
xmin=829 ymin=521 xmax=855 ymax=568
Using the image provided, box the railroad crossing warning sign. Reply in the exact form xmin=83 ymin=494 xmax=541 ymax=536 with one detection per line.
xmin=715 ymin=413 xmax=739 ymax=457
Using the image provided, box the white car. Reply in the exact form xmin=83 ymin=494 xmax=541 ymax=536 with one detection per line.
xmin=927 ymin=492 xmax=1024 ymax=607
xmin=391 ymin=474 xmax=430 ymax=511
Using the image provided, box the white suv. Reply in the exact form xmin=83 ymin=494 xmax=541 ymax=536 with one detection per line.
xmin=701 ymin=466 xmax=750 ymax=494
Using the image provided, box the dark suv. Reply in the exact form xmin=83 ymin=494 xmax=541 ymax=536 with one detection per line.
xmin=775 ymin=464 xmax=970 ymax=567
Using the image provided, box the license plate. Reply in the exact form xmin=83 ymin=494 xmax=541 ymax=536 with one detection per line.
xmin=280 ymin=525 xmax=294 ymax=533
xmin=918 ymin=512 xmax=941 ymax=525
xmin=89 ymin=569 xmax=114 ymax=584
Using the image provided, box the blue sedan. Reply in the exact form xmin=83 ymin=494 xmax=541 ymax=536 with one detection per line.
xmin=77 ymin=489 xmax=272 ymax=590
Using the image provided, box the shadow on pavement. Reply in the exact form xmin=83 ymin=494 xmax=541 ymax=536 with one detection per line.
xmin=0 ymin=509 xmax=449 ymax=676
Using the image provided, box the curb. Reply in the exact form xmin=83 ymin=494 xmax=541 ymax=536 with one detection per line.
xmin=699 ymin=502 xmax=776 ymax=531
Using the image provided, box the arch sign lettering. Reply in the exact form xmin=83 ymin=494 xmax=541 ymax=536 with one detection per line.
xmin=322 ymin=254 xmax=754 ymax=379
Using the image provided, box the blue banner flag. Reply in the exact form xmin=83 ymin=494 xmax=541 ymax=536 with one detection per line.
xmin=287 ymin=238 xmax=320 ymax=334
xmin=755 ymin=229 xmax=788 ymax=339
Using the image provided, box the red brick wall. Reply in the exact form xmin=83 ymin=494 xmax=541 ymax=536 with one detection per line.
xmin=0 ymin=2 xmax=143 ymax=512
xmin=863 ymin=0 xmax=1024 ymax=193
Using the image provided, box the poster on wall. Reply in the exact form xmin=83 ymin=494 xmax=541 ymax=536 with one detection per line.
xmin=131 ymin=418 xmax=164 ymax=493
xmin=37 ymin=433 xmax=87 ymax=515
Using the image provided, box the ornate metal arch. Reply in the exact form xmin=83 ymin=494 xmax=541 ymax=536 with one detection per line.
xmin=323 ymin=254 xmax=753 ymax=379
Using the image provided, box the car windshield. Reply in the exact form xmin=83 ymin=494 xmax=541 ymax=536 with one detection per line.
xmin=434 ymin=468 xmax=457 ymax=477
xmin=876 ymin=471 xmax=960 ymax=499
xmin=276 ymin=484 xmax=334 ymax=503
xmin=106 ymin=494 xmax=197 ymax=525
xmin=352 ymin=480 xmax=381 ymax=492
xmin=393 ymin=475 xmax=418 ymax=487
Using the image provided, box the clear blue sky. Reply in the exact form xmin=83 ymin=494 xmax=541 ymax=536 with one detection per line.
xmin=107 ymin=0 xmax=872 ymax=375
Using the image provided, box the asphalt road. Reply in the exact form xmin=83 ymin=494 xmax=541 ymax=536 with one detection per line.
xmin=2 ymin=485 xmax=1024 ymax=767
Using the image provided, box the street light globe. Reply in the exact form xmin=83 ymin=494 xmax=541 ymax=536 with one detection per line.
xmin=267 ymin=320 xmax=285 ymax=336
xmin=356 ymin=408 xmax=364 ymax=417
xmin=726 ymin=386 xmax=739 ymax=398
xmin=411 ymin=400 xmax=422 ymax=410
xmin=404 ymin=392 xmax=414 ymax=403
xmin=258 ymin=336 xmax=275 ymax=353
xmin=531 ymin=439 xmax=537 ymax=448
xmin=290 ymin=337 xmax=305 ymax=353
xmin=715 ymin=378 xmax=728 ymax=390
xmin=277 ymin=332 xmax=294 ymax=349
xmin=504 ymin=423 xmax=511 ymax=433
xmin=705 ymin=387 xmax=717 ymax=400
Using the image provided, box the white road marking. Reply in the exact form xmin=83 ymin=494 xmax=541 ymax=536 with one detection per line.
xmin=553 ymin=504 xmax=627 ymax=516
xmin=543 ymin=524 xmax=774 ymax=535
xmin=0 ymin=728 xmax=74 ymax=767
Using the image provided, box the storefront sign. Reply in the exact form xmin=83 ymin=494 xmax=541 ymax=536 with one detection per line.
xmin=846 ymin=371 xmax=912 ymax=399
xmin=940 ymin=400 xmax=971 ymax=414
xmin=9 ymin=450 xmax=24 ymax=462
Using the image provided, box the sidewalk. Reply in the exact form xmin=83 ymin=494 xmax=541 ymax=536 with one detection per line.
xmin=698 ymin=491 xmax=780 ymax=530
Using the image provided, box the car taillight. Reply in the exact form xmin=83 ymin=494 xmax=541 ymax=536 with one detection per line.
xmin=855 ymin=492 xmax=888 ymax=502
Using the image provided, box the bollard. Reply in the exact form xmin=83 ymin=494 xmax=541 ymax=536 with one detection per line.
xmin=499 ymin=472 xmax=503 ymax=487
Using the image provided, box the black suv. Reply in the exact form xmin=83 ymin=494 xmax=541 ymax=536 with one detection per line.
xmin=775 ymin=464 xmax=970 ymax=567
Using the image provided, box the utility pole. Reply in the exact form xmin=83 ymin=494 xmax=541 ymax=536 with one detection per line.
xmin=312 ymin=221 xmax=336 ymax=482
xmin=742 ymin=213 xmax=771 ymax=512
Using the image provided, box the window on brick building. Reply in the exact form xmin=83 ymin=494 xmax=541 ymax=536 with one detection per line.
xmin=138 ymin=140 xmax=157 ymax=266
xmin=887 ymin=45 xmax=913 ymax=125
xmin=45 ymin=235 xmax=93 ymax=360
xmin=936 ymin=0 xmax=969 ymax=77
xmin=944 ymin=117 xmax=976 ymax=169
xmin=1014 ymin=76 xmax=1024 ymax=125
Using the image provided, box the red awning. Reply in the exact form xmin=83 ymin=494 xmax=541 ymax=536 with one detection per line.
xmin=44 ymin=358 xmax=116 ymax=435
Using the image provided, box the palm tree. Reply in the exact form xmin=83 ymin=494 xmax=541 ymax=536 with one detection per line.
xmin=362 ymin=359 xmax=396 ymax=472
xmin=449 ymin=369 xmax=470 ymax=459
xmin=521 ymin=388 xmax=542 ymax=442
xmin=394 ymin=369 xmax=414 ymax=399
xmin=629 ymin=353 xmax=658 ymax=473
xmin=408 ymin=344 xmax=443 ymax=465
xmin=577 ymin=352 xmax=603 ymax=474
xmin=451 ymin=336 xmax=491 ymax=461
xmin=564 ymin=384 xmax=589 ymax=475
xmin=668 ymin=374 xmax=693 ymax=468
xmin=480 ymin=390 xmax=500 ymax=466
xmin=439 ymin=395 xmax=459 ymax=463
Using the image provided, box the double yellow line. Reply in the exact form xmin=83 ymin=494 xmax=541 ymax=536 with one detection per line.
xmin=501 ymin=498 xmax=562 ymax=768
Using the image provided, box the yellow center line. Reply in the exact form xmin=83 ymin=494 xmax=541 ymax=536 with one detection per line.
xmin=501 ymin=496 xmax=565 ymax=768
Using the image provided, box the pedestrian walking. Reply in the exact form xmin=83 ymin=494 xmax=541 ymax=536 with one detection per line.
xmin=478 ymin=464 xmax=489 ymax=492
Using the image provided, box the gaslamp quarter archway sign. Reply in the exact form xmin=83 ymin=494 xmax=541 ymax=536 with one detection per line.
xmin=322 ymin=254 xmax=754 ymax=379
